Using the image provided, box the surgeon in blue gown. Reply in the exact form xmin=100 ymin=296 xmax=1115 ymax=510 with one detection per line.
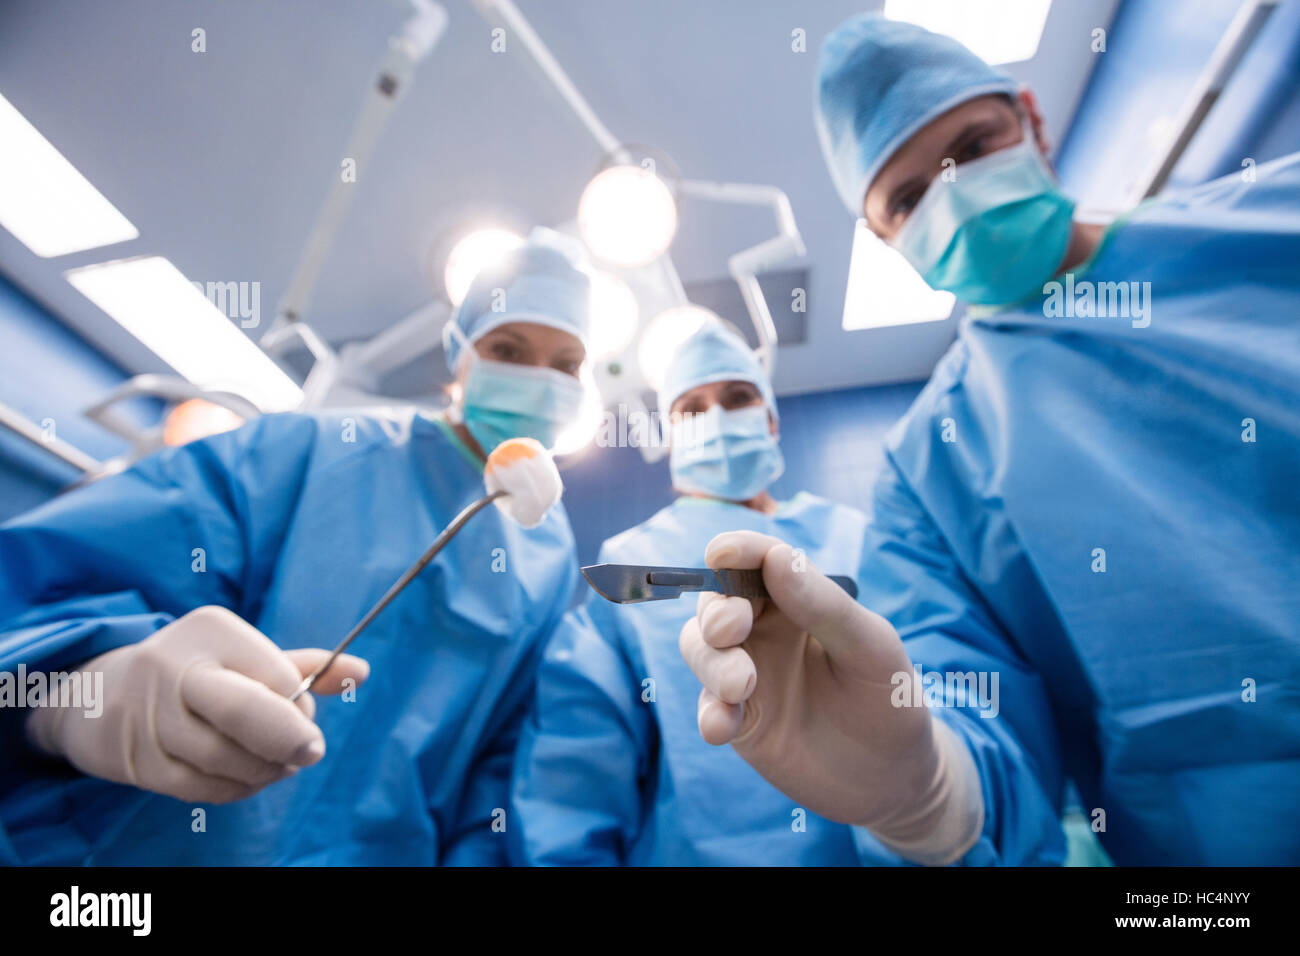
xmin=0 ymin=229 xmax=595 ymax=865
xmin=511 ymin=322 xmax=864 ymax=865
xmin=676 ymin=13 xmax=1300 ymax=866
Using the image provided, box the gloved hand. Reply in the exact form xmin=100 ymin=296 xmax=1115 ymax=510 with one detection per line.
xmin=25 ymin=605 xmax=369 ymax=804
xmin=678 ymin=531 xmax=984 ymax=865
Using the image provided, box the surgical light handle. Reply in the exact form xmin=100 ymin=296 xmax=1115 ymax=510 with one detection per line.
xmin=263 ymin=0 xmax=448 ymax=408
xmin=679 ymin=180 xmax=807 ymax=376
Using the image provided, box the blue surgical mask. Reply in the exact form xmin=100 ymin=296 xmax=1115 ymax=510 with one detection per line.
xmin=891 ymin=136 xmax=1076 ymax=306
xmin=670 ymin=404 xmax=784 ymax=501
xmin=459 ymin=355 xmax=586 ymax=454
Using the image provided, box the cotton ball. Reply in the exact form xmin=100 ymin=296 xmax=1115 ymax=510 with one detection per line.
xmin=483 ymin=437 xmax=563 ymax=528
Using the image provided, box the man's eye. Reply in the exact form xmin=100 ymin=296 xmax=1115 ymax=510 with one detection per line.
xmin=893 ymin=190 xmax=922 ymax=220
xmin=554 ymin=360 xmax=581 ymax=377
xmin=491 ymin=343 xmax=521 ymax=362
xmin=957 ymin=135 xmax=990 ymax=164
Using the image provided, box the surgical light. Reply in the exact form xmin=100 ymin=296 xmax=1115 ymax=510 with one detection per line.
xmin=637 ymin=304 xmax=715 ymax=392
xmin=883 ymin=0 xmax=1052 ymax=66
xmin=578 ymin=165 xmax=677 ymax=268
xmin=66 ymin=256 xmax=303 ymax=412
xmin=0 ymin=92 xmax=139 ymax=258
xmin=841 ymin=220 xmax=955 ymax=330
xmin=587 ymin=271 xmax=639 ymax=360
xmin=444 ymin=227 xmax=525 ymax=306
xmin=553 ymin=364 xmax=605 ymax=457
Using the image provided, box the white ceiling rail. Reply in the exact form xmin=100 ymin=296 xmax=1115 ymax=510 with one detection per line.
xmin=261 ymin=0 xmax=449 ymax=404
xmin=82 ymin=373 xmax=260 ymax=443
xmin=469 ymin=1 xmax=801 ymax=380
xmin=470 ymin=0 xmax=625 ymax=159
xmin=75 ymin=374 xmax=264 ymax=474
xmin=679 ymin=180 xmax=806 ymax=376
xmin=0 ymin=376 xmax=265 ymax=484
xmin=1128 ymin=0 xmax=1280 ymax=203
xmin=0 ymin=400 xmax=103 ymax=476
xmin=337 ymin=299 xmax=451 ymax=391
xmin=649 ymin=250 xmax=690 ymax=306
xmin=260 ymin=319 xmax=340 ymax=408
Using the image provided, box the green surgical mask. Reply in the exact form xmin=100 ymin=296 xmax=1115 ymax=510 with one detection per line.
xmin=459 ymin=354 xmax=585 ymax=454
xmin=892 ymin=137 xmax=1076 ymax=306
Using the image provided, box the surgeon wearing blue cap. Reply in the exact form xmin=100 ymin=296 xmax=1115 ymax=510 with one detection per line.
xmin=443 ymin=229 xmax=591 ymax=457
xmin=678 ymin=13 xmax=1300 ymax=865
xmin=510 ymin=322 xmax=868 ymax=865
xmin=0 ymin=227 xmax=594 ymax=865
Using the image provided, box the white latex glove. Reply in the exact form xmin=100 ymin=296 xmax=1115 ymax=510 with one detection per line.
xmin=678 ymin=531 xmax=985 ymax=865
xmin=25 ymin=605 xmax=369 ymax=804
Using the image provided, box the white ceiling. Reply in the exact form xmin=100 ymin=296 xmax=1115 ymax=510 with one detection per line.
xmin=0 ymin=0 xmax=1117 ymax=400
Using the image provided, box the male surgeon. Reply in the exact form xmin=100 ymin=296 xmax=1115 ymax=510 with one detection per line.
xmin=511 ymin=322 xmax=865 ymax=865
xmin=678 ymin=14 xmax=1300 ymax=865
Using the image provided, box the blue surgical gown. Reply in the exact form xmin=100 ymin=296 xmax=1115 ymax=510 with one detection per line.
xmin=0 ymin=410 xmax=580 ymax=865
xmin=511 ymin=493 xmax=866 ymax=866
xmin=857 ymin=152 xmax=1300 ymax=865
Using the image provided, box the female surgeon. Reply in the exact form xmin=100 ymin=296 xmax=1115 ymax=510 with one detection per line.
xmin=510 ymin=322 xmax=868 ymax=865
xmin=0 ymin=227 xmax=594 ymax=865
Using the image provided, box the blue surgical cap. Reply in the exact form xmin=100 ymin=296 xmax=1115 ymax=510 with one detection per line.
xmin=444 ymin=227 xmax=593 ymax=372
xmin=658 ymin=322 xmax=777 ymax=422
xmin=814 ymin=13 xmax=1018 ymax=216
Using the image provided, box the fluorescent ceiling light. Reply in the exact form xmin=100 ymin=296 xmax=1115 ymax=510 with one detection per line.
xmin=0 ymin=92 xmax=139 ymax=257
xmin=841 ymin=220 xmax=955 ymax=331
xmin=66 ymin=256 xmax=302 ymax=411
xmin=884 ymin=0 xmax=1052 ymax=65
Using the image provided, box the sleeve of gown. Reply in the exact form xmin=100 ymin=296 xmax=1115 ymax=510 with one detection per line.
xmin=854 ymin=458 xmax=1067 ymax=866
xmin=0 ymin=414 xmax=318 ymax=803
xmin=508 ymin=598 xmax=654 ymax=866
xmin=0 ymin=414 xmax=317 ymax=673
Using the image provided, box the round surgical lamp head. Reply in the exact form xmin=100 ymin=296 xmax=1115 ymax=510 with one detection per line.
xmin=637 ymin=304 xmax=717 ymax=393
xmin=586 ymin=270 xmax=639 ymax=361
xmin=578 ymin=165 xmax=678 ymax=269
xmin=443 ymin=227 xmax=525 ymax=306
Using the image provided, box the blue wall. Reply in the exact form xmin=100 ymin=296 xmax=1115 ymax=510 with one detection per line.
xmin=0 ymin=276 xmax=142 ymax=520
xmin=1057 ymin=0 xmax=1300 ymax=207
xmin=560 ymin=381 xmax=922 ymax=565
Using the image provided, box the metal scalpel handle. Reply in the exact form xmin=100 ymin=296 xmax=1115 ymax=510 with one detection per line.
xmin=287 ymin=490 xmax=505 ymax=703
xmin=581 ymin=563 xmax=859 ymax=604
xmin=647 ymin=568 xmax=860 ymax=601
xmin=647 ymin=568 xmax=770 ymax=599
